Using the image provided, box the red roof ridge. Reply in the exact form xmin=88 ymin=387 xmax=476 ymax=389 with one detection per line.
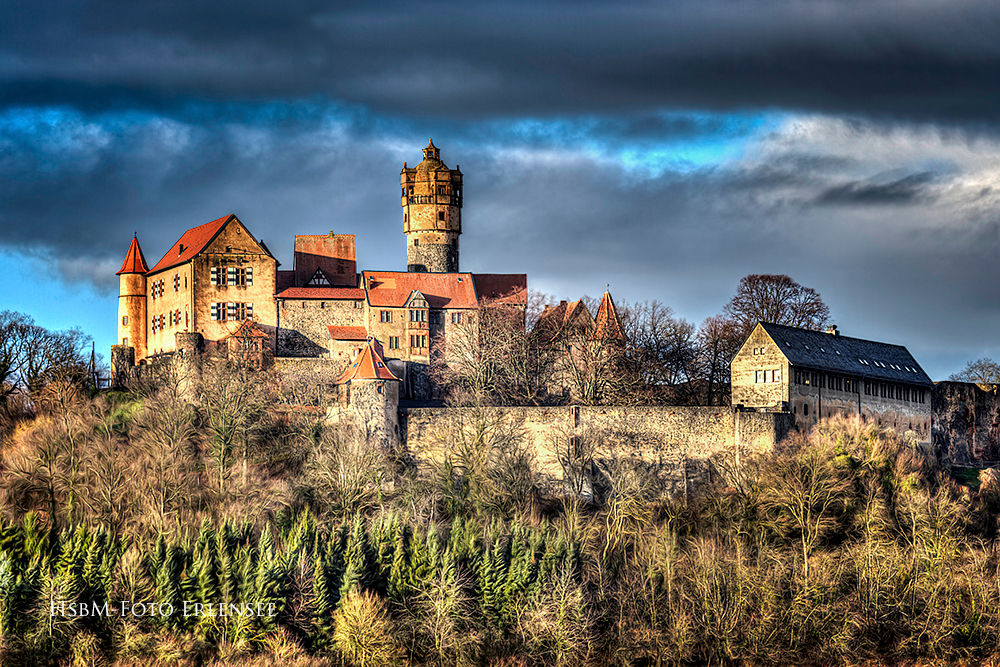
xmin=116 ymin=236 xmax=149 ymax=275
xmin=149 ymin=214 xmax=234 ymax=274
xmin=327 ymin=326 xmax=368 ymax=340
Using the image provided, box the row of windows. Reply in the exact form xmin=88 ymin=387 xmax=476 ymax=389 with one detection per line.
xmin=210 ymin=266 xmax=254 ymax=286
xmin=750 ymin=346 xmax=767 ymax=355
xmin=150 ymin=279 xmax=164 ymax=299
xmin=795 ymin=369 xmax=925 ymax=403
xmin=863 ymin=381 xmax=926 ymax=404
xmin=210 ymin=302 xmax=253 ymax=321
xmin=410 ymin=334 xmax=427 ymax=349
xmin=149 ymin=310 xmax=186 ymax=333
xmin=380 ymin=309 xmax=466 ymax=324
xmin=755 ymin=369 xmax=782 ymax=383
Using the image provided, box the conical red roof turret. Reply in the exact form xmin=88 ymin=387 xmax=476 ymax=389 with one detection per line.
xmin=116 ymin=236 xmax=149 ymax=275
xmin=594 ymin=290 xmax=624 ymax=341
xmin=335 ymin=338 xmax=401 ymax=384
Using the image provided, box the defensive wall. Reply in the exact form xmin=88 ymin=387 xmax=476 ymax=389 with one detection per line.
xmin=932 ymin=381 xmax=1000 ymax=467
xmin=399 ymin=405 xmax=795 ymax=500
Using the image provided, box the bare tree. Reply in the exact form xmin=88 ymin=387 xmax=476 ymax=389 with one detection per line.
xmin=693 ymin=315 xmax=743 ymax=406
xmin=622 ymin=301 xmax=698 ymax=402
xmin=949 ymin=358 xmax=1000 ymax=391
xmin=0 ymin=311 xmax=91 ymax=401
xmin=722 ymin=274 xmax=830 ymax=337
xmin=432 ymin=300 xmax=555 ymax=406
xmin=198 ymin=355 xmax=275 ymax=494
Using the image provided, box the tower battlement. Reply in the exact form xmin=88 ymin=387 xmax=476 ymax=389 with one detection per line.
xmin=400 ymin=139 xmax=463 ymax=273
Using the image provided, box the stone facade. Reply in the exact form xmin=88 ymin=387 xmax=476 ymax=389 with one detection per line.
xmin=932 ymin=381 xmax=1000 ymax=466
xmin=400 ymin=405 xmax=795 ymax=499
xmin=401 ymin=140 xmax=463 ymax=273
xmin=277 ymin=299 xmax=365 ymax=357
xmin=115 ymin=214 xmax=278 ymax=365
xmin=732 ymin=322 xmax=933 ymax=442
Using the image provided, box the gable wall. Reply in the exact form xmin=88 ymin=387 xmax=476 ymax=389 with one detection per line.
xmin=192 ymin=221 xmax=277 ymax=344
xmin=731 ymin=326 xmax=789 ymax=408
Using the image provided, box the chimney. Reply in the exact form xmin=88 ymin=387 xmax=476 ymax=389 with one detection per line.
xmin=826 ymin=324 xmax=839 ymax=336
xmin=560 ymin=300 xmax=568 ymax=307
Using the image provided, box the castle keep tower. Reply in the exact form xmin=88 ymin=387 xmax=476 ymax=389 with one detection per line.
xmin=116 ymin=235 xmax=149 ymax=361
xmin=401 ymin=140 xmax=463 ymax=273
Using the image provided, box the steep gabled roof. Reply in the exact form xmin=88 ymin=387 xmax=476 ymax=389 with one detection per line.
xmin=327 ymin=326 xmax=368 ymax=341
xmin=755 ymin=322 xmax=933 ymax=387
xmin=363 ymin=271 xmax=478 ymax=309
xmin=535 ymin=299 xmax=594 ymax=342
xmin=473 ymin=273 xmax=527 ymax=306
xmin=116 ymin=236 xmax=149 ymax=275
xmin=149 ymin=214 xmax=232 ymax=274
xmin=335 ymin=338 xmax=400 ymax=383
xmin=594 ymin=291 xmax=624 ymax=341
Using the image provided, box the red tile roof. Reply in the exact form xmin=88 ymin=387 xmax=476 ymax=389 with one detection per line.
xmin=594 ymin=291 xmax=625 ymax=341
xmin=363 ymin=271 xmax=479 ymax=309
xmin=116 ymin=236 xmax=149 ymax=275
xmin=327 ymin=326 xmax=369 ymax=340
xmin=336 ymin=338 xmax=400 ymax=383
xmin=535 ymin=299 xmax=594 ymax=342
xmin=473 ymin=273 xmax=527 ymax=305
xmin=276 ymin=287 xmax=366 ymax=300
xmin=149 ymin=214 xmax=232 ymax=274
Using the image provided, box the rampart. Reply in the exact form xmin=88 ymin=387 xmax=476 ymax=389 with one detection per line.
xmin=399 ymin=405 xmax=795 ymax=499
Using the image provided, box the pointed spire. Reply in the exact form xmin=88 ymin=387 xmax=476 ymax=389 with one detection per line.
xmin=116 ymin=236 xmax=149 ymax=275
xmin=594 ymin=290 xmax=624 ymax=341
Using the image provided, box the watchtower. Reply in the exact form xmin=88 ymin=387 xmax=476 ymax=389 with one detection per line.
xmin=400 ymin=140 xmax=463 ymax=273
xmin=116 ymin=235 xmax=149 ymax=362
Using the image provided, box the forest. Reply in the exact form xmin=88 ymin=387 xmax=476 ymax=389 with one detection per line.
xmin=2 ymin=313 xmax=1000 ymax=667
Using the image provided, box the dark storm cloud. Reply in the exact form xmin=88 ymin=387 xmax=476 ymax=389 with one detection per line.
xmin=5 ymin=0 xmax=1000 ymax=120
xmin=815 ymin=171 xmax=939 ymax=205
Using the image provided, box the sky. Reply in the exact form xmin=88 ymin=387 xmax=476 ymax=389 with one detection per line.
xmin=3 ymin=0 xmax=1000 ymax=380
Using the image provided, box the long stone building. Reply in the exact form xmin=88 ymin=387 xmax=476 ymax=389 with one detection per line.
xmin=112 ymin=141 xmax=526 ymax=398
xmin=731 ymin=322 xmax=933 ymax=441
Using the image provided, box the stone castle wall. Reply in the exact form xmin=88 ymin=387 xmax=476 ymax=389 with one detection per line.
xmin=399 ymin=405 xmax=795 ymax=499
xmin=933 ymin=381 xmax=1000 ymax=466
xmin=277 ymin=299 xmax=364 ymax=357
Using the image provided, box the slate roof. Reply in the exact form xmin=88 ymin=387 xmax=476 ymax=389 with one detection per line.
xmin=363 ymin=271 xmax=479 ymax=309
xmin=276 ymin=287 xmax=365 ymax=300
xmin=757 ymin=322 xmax=933 ymax=387
xmin=116 ymin=236 xmax=149 ymax=275
xmin=335 ymin=338 xmax=400 ymax=383
xmin=327 ymin=326 xmax=368 ymax=341
xmin=473 ymin=273 xmax=527 ymax=306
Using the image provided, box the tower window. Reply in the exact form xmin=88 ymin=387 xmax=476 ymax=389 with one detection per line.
xmin=122 ymin=316 xmax=128 ymax=326
xmin=438 ymin=211 xmax=445 ymax=221
xmin=414 ymin=239 xmax=419 ymax=246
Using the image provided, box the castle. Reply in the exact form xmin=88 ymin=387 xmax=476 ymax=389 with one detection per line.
xmin=112 ymin=140 xmax=950 ymax=497
xmin=112 ymin=140 xmax=526 ymax=398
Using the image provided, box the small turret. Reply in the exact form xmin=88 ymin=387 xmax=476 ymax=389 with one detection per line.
xmin=336 ymin=338 xmax=401 ymax=450
xmin=401 ymin=140 xmax=463 ymax=273
xmin=116 ymin=235 xmax=149 ymax=364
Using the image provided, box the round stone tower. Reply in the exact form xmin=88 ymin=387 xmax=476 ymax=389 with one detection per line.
xmin=401 ymin=140 xmax=463 ymax=273
xmin=116 ymin=235 xmax=149 ymax=363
